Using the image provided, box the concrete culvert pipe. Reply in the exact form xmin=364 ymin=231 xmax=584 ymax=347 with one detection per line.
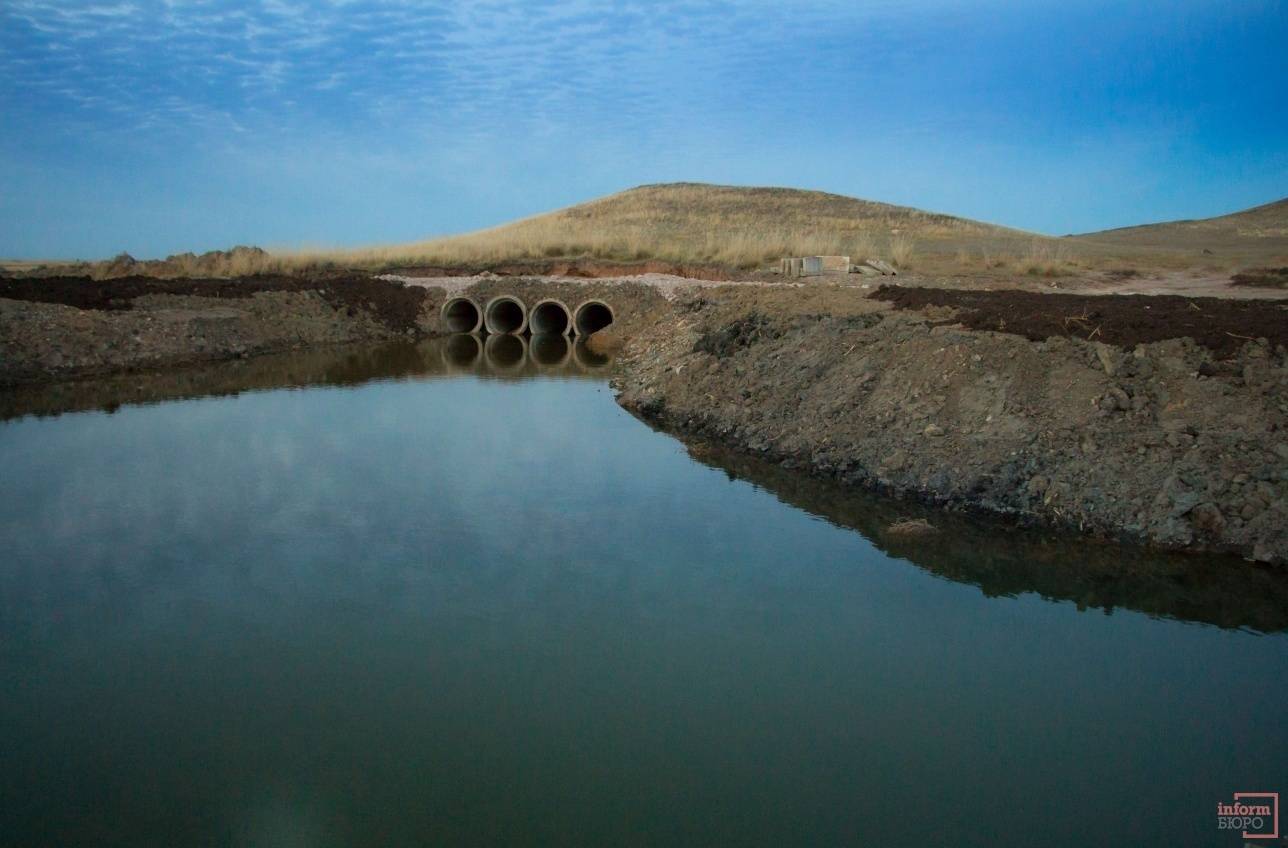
xmin=484 ymin=295 xmax=528 ymax=335
xmin=573 ymin=300 xmax=614 ymax=336
xmin=441 ymin=296 xmax=482 ymax=334
xmin=528 ymin=298 xmax=572 ymax=336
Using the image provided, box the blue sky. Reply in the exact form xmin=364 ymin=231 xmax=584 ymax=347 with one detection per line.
xmin=2 ymin=0 xmax=1285 ymax=259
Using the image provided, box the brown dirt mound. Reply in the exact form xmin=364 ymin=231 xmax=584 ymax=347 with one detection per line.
xmin=0 ymin=274 xmax=429 ymax=332
xmin=1231 ymin=267 xmax=1288 ymax=289
xmin=873 ymin=285 xmax=1288 ymax=359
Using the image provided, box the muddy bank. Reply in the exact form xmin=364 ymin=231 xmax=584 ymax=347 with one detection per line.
xmin=0 ymin=274 xmax=435 ymax=385
xmin=615 ymin=285 xmax=1288 ymax=565
xmin=683 ymin=438 xmax=1288 ymax=632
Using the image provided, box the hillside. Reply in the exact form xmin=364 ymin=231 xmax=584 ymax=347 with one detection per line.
xmin=1072 ymin=196 xmax=1288 ymax=262
xmin=9 ymin=184 xmax=1286 ymax=279
xmin=368 ymin=183 xmax=1042 ymax=269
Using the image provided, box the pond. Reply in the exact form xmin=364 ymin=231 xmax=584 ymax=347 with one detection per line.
xmin=1 ymin=338 xmax=1285 ymax=847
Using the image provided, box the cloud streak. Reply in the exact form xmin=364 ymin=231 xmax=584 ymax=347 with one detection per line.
xmin=0 ymin=0 xmax=1284 ymax=257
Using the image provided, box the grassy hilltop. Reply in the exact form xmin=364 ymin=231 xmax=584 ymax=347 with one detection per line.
xmin=7 ymin=183 xmax=1287 ymax=278
xmin=350 ymin=182 xmax=1043 ymax=269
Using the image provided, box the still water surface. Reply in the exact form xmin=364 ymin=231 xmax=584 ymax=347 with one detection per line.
xmin=1 ymin=338 xmax=1285 ymax=847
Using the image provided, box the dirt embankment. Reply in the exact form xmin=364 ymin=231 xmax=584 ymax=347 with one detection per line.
xmin=615 ymin=285 xmax=1288 ymax=565
xmin=0 ymin=273 xmax=668 ymax=385
xmin=685 ymin=439 xmax=1288 ymax=632
xmin=0 ymin=274 xmax=436 ymax=385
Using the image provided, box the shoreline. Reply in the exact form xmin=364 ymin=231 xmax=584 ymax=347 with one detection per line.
xmin=612 ymin=284 xmax=1288 ymax=566
xmin=3 ymin=272 xmax=1285 ymax=565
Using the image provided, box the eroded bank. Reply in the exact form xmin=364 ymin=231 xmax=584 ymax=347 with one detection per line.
xmin=614 ymin=285 xmax=1288 ymax=565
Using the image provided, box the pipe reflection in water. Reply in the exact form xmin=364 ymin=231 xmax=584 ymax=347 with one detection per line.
xmin=0 ymin=338 xmax=617 ymax=422
xmin=441 ymin=333 xmax=483 ymax=371
xmin=529 ymin=334 xmax=572 ymax=368
xmin=675 ymin=437 xmax=1288 ymax=634
xmin=572 ymin=339 xmax=611 ymax=370
xmin=483 ymin=333 xmax=528 ymax=373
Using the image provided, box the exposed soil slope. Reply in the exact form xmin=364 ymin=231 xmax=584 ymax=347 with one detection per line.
xmin=616 ymin=284 xmax=1288 ymax=565
xmin=0 ymin=274 xmax=434 ymax=384
xmin=686 ymin=439 xmax=1288 ymax=632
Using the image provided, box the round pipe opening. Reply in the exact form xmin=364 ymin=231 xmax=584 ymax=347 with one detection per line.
xmin=528 ymin=299 xmax=572 ymax=336
xmin=484 ymin=295 xmax=528 ymax=335
xmin=442 ymin=333 xmax=482 ymax=368
xmin=441 ymin=296 xmax=482 ymax=333
xmin=530 ymin=334 xmax=571 ymax=367
xmin=573 ymin=300 xmax=614 ymax=336
xmin=485 ymin=334 xmax=527 ymax=371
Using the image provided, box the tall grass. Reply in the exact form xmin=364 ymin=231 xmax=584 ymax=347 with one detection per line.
xmin=269 ymin=184 xmax=1017 ymax=272
xmin=889 ymin=235 xmax=915 ymax=268
xmin=1016 ymin=242 xmax=1072 ymax=276
xmin=65 ymin=183 xmax=1056 ymax=277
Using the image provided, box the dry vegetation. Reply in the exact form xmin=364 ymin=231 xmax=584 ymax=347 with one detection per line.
xmin=1071 ymin=197 xmax=1288 ymax=265
xmin=290 ymin=183 xmax=1048 ymax=271
xmin=6 ymin=183 xmax=1286 ymax=279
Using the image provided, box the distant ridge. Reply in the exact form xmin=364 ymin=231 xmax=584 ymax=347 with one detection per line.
xmin=1072 ymin=196 xmax=1288 ymax=258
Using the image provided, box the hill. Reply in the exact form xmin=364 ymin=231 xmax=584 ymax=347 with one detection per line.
xmin=1071 ymin=197 xmax=1288 ymax=262
xmin=9 ymin=184 xmax=1286 ymax=278
xmin=347 ymin=183 xmax=1043 ymax=270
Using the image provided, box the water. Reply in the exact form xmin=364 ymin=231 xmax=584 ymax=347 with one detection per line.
xmin=1 ymin=339 xmax=1285 ymax=847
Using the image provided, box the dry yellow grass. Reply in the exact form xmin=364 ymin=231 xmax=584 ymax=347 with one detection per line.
xmin=283 ymin=182 xmax=1045 ymax=272
xmin=1071 ymin=197 xmax=1288 ymax=266
xmin=12 ymin=182 xmax=1283 ymax=279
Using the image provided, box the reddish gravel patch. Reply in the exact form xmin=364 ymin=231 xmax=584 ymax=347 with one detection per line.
xmin=0 ymin=274 xmax=430 ymax=332
xmin=873 ymin=285 xmax=1288 ymax=358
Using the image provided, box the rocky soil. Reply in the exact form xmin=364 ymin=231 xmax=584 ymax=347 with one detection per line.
xmin=615 ymin=284 xmax=1288 ymax=565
